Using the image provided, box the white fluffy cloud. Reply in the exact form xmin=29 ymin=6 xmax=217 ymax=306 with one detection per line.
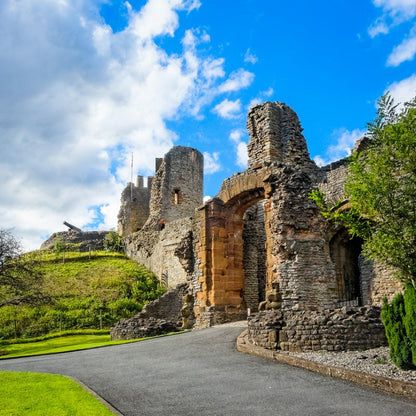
xmin=0 ymin=0 xmax=250 ymax=250
xmin=248 ymin=88 xmax=274 ymax=109
xmin=373 ymin=0 xmax=416 ymax=17
xmin=387 ymin=35 xmax=416 ymax=65
xmin=229 ymin=129 xmax=248 ymax=169
xmin=386 ymin=74 xmax=416 ymax=103
xmin=370 ymin=0 xmax=416 ymax=37
xmin=217 ymin=69 xmax=254 ymax=93
xmin=203 ymin=152 xmax=221 ymax=174
xmin=370 ymin=1 xmax=416 ymax=70
xmin=368 ymin=0 xmax=416 ymax=38
xmin=313 ymin=128 xmax=366 ymax=167
xmin=213 ymin=99 xmax=242 ymax=119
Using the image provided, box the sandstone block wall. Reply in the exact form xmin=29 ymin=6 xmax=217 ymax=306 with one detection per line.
xmin=319 ymin=160 xmax=349 ymax=204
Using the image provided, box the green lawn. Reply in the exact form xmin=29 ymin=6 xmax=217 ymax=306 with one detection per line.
xmin=0 ymin=333 xmax=143 ymax=359
xmin=0 ymin=371 xmax=117 ymax=415
xmin=0 ymin=332 xmax=183 ymax=415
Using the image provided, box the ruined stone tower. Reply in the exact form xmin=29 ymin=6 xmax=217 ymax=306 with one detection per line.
xmin=247 ymin=101 xmax=312 ymax=168
xmin=118 ymin=146 xmax=203 ymax=236
xmin=144 ymin=146 xmax=204 ymax=230
xmin=118 ymin=174 xmax=153 ymax=237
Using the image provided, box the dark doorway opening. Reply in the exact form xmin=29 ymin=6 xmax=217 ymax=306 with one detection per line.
xmin=330 ymin=228 xmax=363 ymax=306
xmin=242 ymin=201 xmax=267 ymax=312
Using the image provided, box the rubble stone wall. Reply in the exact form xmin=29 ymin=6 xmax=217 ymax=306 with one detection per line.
xmin=124 ymin=217 xmax=196 ymax=288
xmin=110 ymin=284 xmax=188 ymax=340
xmin=118 ymin=175 xmax=152 ymax=237
xmin=247 ymin=308 xmax=387 ymax=352
xmin=247 ymin=101 xmax=312 ymax=168
xmin=243 ymin=201 xmax=267 ymax=312
xmin=41 ymin=230 xmax=109 ymax=252
xmin=316 ymin=145 xmax=402 ymax=306
xmin=319 ymin=160 xmax=349 ymax=204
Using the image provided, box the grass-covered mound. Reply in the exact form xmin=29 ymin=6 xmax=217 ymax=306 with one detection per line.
xmin=0 ymin=250 xmax=165 ymax=340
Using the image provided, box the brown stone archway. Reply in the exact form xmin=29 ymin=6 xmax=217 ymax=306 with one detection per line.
xmin=195 ymin=169 xmax=274 ymax=327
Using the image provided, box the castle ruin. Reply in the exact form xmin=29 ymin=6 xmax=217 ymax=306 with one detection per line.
xmin=111 ymin=101 xmax=401 ymax=352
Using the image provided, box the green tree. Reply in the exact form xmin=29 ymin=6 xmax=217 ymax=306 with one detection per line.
xmin=381 ymin=293 xmax=413 ymax=369
xmin=311 ymin=93 xmax=416 ymax=287
xmin=0 ymin=229 xmax=48 ymax=308
xmin=103 ymin=231 xmax=123 ymax=253
xmin=404 ymin=284 xmax=416 ymax=366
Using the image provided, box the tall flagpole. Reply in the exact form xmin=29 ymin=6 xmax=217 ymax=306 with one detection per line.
xmin=130 ymin=152 xmax=133 ymax=202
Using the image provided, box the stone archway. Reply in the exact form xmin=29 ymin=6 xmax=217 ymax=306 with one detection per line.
xmin=195 ymin=170 xmax=274 ymax=327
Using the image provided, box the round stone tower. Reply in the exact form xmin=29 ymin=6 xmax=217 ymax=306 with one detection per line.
xmin=145 ymin=146 xmax=204 ymax=229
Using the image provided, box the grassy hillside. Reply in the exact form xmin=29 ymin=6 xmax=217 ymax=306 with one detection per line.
xmin=0 ymin=251 xmax=166 ymax=340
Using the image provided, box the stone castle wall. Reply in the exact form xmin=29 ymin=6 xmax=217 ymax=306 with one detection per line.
xmin=247 ymin=308 xmax=387 ymax=352
xmin=247 ymin=101 xmax=313 ymax=168
xmin=319 ymin=160 xmax=349 ymax=204
xmin=41 ymin=230 xmax=109 ymax=252
xmin=113 ymin=100 xmax=401 ymax=352
xmin=110 ymin=283 xmax=189 ymax=340
xmin=118 ymin=175 xmax=152 ymax=237
xmin=144 ymin=146 xmax=203 ymax=230
xmin=124 ymin=217 xmax=198 ymax=289
xmin=243 ymin=201 xmax=267 ymax=312
xmin=120 ymin=145 xmax=203 ymax=288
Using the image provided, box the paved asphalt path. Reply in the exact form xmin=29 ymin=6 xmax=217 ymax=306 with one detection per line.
xmin=1 ymin=324 xmax=416 ymax=416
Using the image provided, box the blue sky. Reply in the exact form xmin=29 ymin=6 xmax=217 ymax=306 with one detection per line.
xmin=1 ymin=0 xmax=416 ymax=250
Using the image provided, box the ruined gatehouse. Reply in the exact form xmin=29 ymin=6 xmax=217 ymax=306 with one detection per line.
xmin=111 ymin=101 xmax=401 ymax=351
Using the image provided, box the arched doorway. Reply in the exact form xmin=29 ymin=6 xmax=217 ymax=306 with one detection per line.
xmin=195 ymin=170 xmax=274 ymax=326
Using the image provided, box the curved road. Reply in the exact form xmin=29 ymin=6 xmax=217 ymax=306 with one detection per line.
xmin=1 ymin=324 xmax=415 ymax=416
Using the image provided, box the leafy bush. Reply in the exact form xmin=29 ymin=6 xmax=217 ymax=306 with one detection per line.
xmin=382 ymin=289 xmax=415 ymax=369
xmin=108 ymin=298 xmax=143 ymax=319
xmin=404 ymin=284 xmax=416 ymax=367
xmin=54 ymin=238 xmax=65 ymax=254
xmin=104 ymin=231 xmax=123 ymax=253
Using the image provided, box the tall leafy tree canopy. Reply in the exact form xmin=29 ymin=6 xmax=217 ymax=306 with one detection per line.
xmin=0 ymin=229 xmax=47 ymax=308
xmin=311 ymin=94 xmax=416 ymax=287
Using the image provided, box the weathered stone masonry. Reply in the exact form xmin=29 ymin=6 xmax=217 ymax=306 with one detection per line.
xmin=113 ymin=101 xmax=402 ymax=351
xmin=118 ymin=146 xmax=203 ymax=289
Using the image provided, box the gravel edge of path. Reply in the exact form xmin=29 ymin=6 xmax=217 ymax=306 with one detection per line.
xmin=236 ymin=328 xmax=416 ymax=401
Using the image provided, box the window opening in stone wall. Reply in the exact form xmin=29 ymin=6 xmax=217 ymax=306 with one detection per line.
xmin=174 ymin=189 xmax=181 ymax=205
xmin=330 ymin=229 xmax=363 ymax=307
xmin=158 ymin=219 xmax=167 ymax=231
xmin=242 ymin=201 xmax=267 ymax=312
